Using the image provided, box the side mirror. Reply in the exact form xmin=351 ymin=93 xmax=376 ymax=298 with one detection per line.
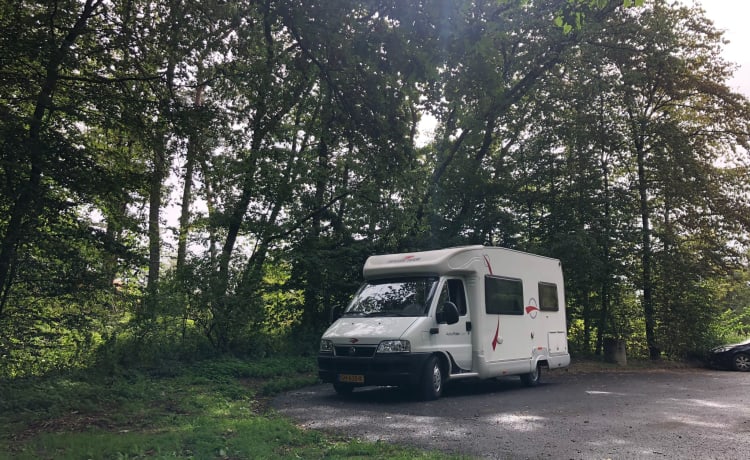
xmin=436 ymin=301 xmax=460 ymax=325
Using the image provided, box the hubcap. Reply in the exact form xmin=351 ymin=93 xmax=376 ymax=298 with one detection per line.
xmin=735 ymin=355 xmax=750 ymax=371
xmin=432 ymin=364 xmax=442 ymax=393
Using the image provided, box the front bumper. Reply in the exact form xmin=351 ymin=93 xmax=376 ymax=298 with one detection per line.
xmin=318 ymin=352 xmax=432 ymax=387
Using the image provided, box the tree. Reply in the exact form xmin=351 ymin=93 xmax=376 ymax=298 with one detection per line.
xmin=0 ymin=0 xmax=150 ymax=374
xmin=606 ymin=2 xmax=749 ymax=358
xmin=1 ymin=0 xmax=748 ymax=374
xmin=516 ymin=0 xmax=750 ymax=358
xmin=408 ymin=0 xmax=624 ymax=247
xmin=0 ymin=0 xmax=107 ymax=312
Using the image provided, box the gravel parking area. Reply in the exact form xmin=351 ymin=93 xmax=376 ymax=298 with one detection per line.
xmin=273 ymin=366 xmax=750 ymax=459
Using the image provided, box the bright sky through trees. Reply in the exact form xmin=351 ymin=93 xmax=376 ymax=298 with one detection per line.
xmin=694 ymin=0 xmax=750 ymax=96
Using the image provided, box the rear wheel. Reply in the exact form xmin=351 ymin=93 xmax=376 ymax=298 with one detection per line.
xmin=732 ymin=353 xmax=750 ymax=372
xmin=417 ymin=355 xmax=444 ymax=400
xmin=520 ymin=362 xmax=542 ymax=387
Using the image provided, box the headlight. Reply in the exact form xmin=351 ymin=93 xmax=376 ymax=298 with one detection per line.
xmin=320 ymin=339 xmax=333 ymax=353
xmin=377 ymin=340 xmax=411 ymax=353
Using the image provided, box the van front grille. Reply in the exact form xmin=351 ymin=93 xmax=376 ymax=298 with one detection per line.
xmin=334 ymin=345 xmax=376 ymax=358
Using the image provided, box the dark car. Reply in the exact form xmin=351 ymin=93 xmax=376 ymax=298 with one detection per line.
xmin=708 ymin=339 xmax=750 ymax=371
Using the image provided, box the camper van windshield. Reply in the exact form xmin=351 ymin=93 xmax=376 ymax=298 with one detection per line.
xmin=343 ymin=277 xmax=438 ymax=317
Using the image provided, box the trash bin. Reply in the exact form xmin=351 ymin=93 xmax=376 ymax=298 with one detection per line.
xmin=603 ymin=338 xmax=627 ymax=366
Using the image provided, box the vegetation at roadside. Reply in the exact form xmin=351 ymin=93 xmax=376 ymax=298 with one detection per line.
xmin=1 ymin=0 xmax=749 ymax=396
xmin=0 ymin=356 xmax=464 ymax=460
xmin=3 ymin=1 xmax=748 ymax=456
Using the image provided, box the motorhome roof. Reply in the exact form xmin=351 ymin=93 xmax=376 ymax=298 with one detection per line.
xmin=363 ymin=245 xmax=483 ymax=279
xmin=363 ymin=245 xmax=561 ymax=280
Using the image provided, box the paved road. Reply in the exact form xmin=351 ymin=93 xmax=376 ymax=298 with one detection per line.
xmin=273 ymin=368 xmax=750 ymax=459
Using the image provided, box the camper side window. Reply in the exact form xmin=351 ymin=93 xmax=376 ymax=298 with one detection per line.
xmin=436 ymin=279 xmax=468 ymax=316
xmin=538 ymin=282 xmax=559 ymax=311
xmin=484 ymin=276 xmax=524 ymax=315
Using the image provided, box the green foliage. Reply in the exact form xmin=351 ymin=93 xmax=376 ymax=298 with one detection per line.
xmin=703 ymin=265 xmax=750 ymax=348
xmin=193 ymin=356 xmax=316 ymax=381
xmin=0 ymin=287 xmax=136 ymax=379
xmin=261 ymin=260 xmax=305 ymax=341
xmin=709 ymin=308 xmax=750 ymax=345
xmin=0 ymin=0 xmax=748 ymax=373
xmin=0 ymin=357 xmax=463 ymax=460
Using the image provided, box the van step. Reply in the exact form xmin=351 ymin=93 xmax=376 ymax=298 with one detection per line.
xmin=447 ymin=372 xmax=480 ymax=380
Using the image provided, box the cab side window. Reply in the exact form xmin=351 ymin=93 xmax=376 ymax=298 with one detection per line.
xmin=437 ymin=279 xmax=468 ymax=316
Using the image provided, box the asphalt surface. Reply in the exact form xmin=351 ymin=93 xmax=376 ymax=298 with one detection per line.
xmin=272 ymin=367 xmax=750 ymax=459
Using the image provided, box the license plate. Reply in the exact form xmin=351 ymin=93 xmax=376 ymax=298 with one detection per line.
xmin=338 ymin=374 xmax=364 ymax=383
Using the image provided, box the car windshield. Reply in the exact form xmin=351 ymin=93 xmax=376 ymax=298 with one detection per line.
xmin=342 ymin=277 xmax=438 ymax=317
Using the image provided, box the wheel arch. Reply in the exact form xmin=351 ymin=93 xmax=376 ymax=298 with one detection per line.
xmin=534 ymin=356 xmax=549 ymax=371
xmin=435 ymin=351 xmax=452 ymax=375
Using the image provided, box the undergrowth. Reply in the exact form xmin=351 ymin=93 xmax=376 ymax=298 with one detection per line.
xmin=0 ymin=356 xmax=462 ymax=460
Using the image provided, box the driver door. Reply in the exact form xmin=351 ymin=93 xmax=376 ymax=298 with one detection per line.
xmin=433 ymin=278 xmax=472 ymax=370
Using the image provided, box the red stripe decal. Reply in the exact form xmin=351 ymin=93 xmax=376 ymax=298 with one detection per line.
xmin=483 ymin=255 xmax=493 ymax=275
xmin=491 ymin=317 xmax=500 ymax=351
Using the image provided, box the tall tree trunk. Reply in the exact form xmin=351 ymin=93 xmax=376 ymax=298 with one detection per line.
xmin=636 ymin=140 xmax=659 ymax=360
xmin=199 ymin=154 xmax=218 ymax=269
xmin=0 ymin=0 xmax=103 ymax=315
xmin=211 ymin=147 xmax=261 ymax=349
xmin=176 ymin=84 xmax=205 ymax=271
xmin=583 ymin=293 xmax=592 ymax=354
xmin=217 ymin=155 xmax=259 ymax=291
xmin=104 ymin=200 xmax=128 ymax=287
xmin=215 ymin=0 xmax=278 ymax=302
xmin=596 ymin=146 xmax=613 ymax=355
xmin=300 ymin=99 xmax=333 ymax=333
xmin=145 ymin=0 xmax=183 ymax=312
xmin=146 ymin=138 xmax=167 ymax=312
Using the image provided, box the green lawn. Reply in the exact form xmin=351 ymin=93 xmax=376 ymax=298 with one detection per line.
xmin=0 ymin=357 xmax=465 ymax=459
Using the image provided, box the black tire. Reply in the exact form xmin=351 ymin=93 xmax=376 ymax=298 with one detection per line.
xmin=417 ymin=355 xmax=444 ymax=401
xmin=520 ymin=362 xmax=542 ymax=387
xmin=333 ymin=383 xmax=355 ymax=395
xmin=732 ymin=353 xmax=750 ymax=372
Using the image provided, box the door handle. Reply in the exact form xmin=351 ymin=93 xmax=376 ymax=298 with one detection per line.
xmin=466 ymin=321 xmax=472 ymax=332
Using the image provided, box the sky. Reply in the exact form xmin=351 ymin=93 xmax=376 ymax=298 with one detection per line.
xmin=692 ymin=0 xmax=750 ymax=96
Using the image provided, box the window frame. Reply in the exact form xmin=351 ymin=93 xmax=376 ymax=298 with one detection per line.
xmin=484 ymin=275 xmax=524 ymax=315
xmin=436 ymin=278 xmax=469 ymax=316
xmin=538 ymin=282 xmax=559 ymax=312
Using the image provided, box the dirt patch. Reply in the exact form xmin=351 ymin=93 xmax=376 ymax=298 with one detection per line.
xmin=237 ymin=377 xmax=276 ymax=414
xmin=7 ymin=411 xmax=115 ymax=445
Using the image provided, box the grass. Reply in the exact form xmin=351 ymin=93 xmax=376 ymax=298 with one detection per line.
xmin=0 ymin=356 xmax=464 ymax=460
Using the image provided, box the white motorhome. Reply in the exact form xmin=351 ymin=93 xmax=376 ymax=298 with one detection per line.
xmin=318 ymin=246 xmax=571 ymax=400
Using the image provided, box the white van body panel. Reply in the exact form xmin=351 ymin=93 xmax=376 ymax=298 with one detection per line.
xmin=323 ymin=317 xmax=419 ymax=344
xmin=318 ymin=245 xmax=570 ymax=389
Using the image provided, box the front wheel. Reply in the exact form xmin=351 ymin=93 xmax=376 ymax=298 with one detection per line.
xmin=732 ymin=353 xmax=750 ymax=372
xmin=417 ymin=355 xmax=444 ymax=400
xmin=520 ymin=363 xmax=542 ymax=387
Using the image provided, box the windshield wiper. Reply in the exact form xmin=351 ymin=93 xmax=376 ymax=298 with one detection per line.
xmin=363 ymin=311 xmax=391 ymax=317
xmin=344 ymin=310 xmax=413 ymax=318
xmin=341 ymin=311 xmax=366 ymax=317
